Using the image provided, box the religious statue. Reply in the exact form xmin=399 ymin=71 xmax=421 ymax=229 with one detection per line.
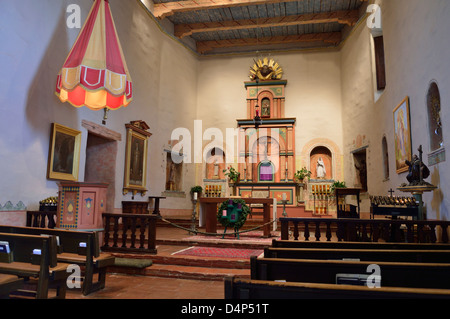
xmin=213 ymin=159 xmax=219 ymax=179
xmin=316 ymin=157 xmax=326 ymax=179
xmin=405 ymin=154 xmax=430 ymax=186
xmin=167 ymin=162 xmax=176 ymax=190
xmin=355 ymin=159 xmax=367 ymax=192
xmin=261 ymin=99 xmax=270 ymax=117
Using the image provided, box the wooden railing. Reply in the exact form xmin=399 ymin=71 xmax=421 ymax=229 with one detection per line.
xmin=26 ymin=211 xmax=57 ymax=229
xmin=280 ymin=218 xmax=450 ymax=244
xmin=101 ymin=213 xmax=158 ymax=254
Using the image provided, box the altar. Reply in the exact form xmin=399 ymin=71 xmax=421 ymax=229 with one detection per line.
xmin=198 ymin=197 xmax=275 ymax=238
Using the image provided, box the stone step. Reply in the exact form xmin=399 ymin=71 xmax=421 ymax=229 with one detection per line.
xmin=108 ymin=253 xmax=252 ymax=281
xmin=150 ymin=254 xmax=252 ymax=269
xmin=139 ymin=264 xmax=250 ymax=281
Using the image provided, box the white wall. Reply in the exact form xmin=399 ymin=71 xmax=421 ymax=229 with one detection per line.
xmin=197 ymin=50 xmax=344 ymax=170
xmin=340 ymin=0 xmax=450 ymax=219
xmin=0 ymin=0 xmax=198 ymax=213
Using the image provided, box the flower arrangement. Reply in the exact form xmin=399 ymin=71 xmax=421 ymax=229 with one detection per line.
xmin=223 ymin=166 xmax=240 ymax=183
xmin=294 ymin=167 xmax=312 ymax=182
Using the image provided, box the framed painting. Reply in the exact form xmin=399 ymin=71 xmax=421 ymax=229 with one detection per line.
xmin=393 ymin=97 xmax=412 ymax=174
xmin=47 ymin=123 xmax=81 ymax=181
xmin=123 ymin=121 xmax=152 ymax=196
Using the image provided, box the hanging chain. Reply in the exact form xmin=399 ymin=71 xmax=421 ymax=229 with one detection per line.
xmin=160 ymin=217 xmax=279 ymax=237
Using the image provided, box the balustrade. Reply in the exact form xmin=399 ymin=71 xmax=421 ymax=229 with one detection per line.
xmin=101 ymin=213 xmax=158 ymax=254
xmin=26 ymin=211 xmax=57 ymax=229
xmin=280 ymin=218 xmax=450 ymax=244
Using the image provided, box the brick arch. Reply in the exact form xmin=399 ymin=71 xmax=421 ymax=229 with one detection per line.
xmin=300 ymin=138 xmax=343 ymax=181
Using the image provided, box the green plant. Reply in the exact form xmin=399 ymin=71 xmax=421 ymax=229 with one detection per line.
xmin=330 ymin=181 xmax=347 ymax=193
xmin=223 ymin=166 xmax=240 ymax=182
xmin=190 ymin=186 xmax=203 ymax=194
xmin=294 ymin=167 xmax=312 ymax=182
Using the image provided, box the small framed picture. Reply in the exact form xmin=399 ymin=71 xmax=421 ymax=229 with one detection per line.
xmin=47 ymin=123 xmax=81 ymax=181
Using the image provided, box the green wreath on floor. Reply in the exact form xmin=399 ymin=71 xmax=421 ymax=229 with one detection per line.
xmin=217 ymin=198 xmax=250 ymax=230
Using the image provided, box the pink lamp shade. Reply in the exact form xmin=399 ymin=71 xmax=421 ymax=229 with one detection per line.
xmin=56 ymin=0 xmax=132 ymax=110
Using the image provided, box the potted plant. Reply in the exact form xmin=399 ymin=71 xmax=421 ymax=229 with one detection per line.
xmin=330 ymin=180 xmax=347 ymax=193
xmin=294 ymin=167 xmax=311 ymax=204
xmin=294 ymin=167 xmax=312 ymax=185
xmin=223 ymin=166 xmax=240 ymax=185
xmin=190 ymin=185 xmax=203 ymax=200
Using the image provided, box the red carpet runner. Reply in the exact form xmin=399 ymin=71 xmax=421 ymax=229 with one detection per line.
xmin=173 ymin=246 xmax=263 ymax=259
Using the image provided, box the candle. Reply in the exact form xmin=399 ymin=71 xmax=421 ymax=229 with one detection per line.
xmin=282 ymin=193 xmax=287 ymax=201
xmin=193 ymin=192 xmax=198 ymax=200
xmin=223 ymin=210 xmax=227 ymax=217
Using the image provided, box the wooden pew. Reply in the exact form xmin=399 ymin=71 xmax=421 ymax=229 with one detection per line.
xmin=225 ymin=277 xmax=450 ymax=299
xmin=0 ymin=232 xmax=69 ymax=299
xmin=0 ymin=274 xmax=23 ymax=299
xmin=0 ymin=225 xmax=115 ymax=296
xmin=250 ymin=256 xmax=450 ymax=289
xmin=272 ymin=239 xmax=450 ymax=250
xmin=264 ymin=247 xmax=450 ymax=263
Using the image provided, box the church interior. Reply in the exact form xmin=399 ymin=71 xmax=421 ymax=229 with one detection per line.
xmin=0 ymin=0 xmax=450 ymax=302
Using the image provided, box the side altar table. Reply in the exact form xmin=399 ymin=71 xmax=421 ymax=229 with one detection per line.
xmin=199 ymin=197 xmax=274 ymax=238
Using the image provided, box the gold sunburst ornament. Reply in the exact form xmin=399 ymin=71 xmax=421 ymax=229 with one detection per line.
xmin=249 ymin=57 xmax=283 ymax=81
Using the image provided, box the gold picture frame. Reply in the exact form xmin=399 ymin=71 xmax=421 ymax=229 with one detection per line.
xmin=47 ymin=123 xmax=81 ymax=181
xmin=123 ymin=121 xmax=152 ymax=196
xmin=393 ymin=97 xmax=413 ymax=174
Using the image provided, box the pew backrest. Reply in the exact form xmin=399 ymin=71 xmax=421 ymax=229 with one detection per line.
xmin=0 ymin=225 xmax=98 ymax=258
xmin=225 ymin=277 xmax=450 ymax=299
xmin=251 ymin=256 xmax=450 ymax=289
xmin=0 ymin=232 xmax=55 ymax=276
xmin=272 ymin=239 xmax=450 ymax=250
xmin=264 ymin=247 xmax=450 ymax=263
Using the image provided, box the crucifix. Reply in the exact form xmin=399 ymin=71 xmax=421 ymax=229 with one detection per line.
xmin=388 ymin=188 xmax=395 ymax=197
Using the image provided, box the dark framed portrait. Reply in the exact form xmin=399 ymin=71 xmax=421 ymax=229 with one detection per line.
xmin=47 ymin=123 xmax=81 ymax=181
xmin=123 ymin=121 xmax=152 ymax=196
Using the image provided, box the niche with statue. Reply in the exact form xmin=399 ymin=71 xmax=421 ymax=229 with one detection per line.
xmin=310 ymin=146 xmax=332 ymax=180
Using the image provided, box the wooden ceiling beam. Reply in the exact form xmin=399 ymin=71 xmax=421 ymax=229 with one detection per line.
xmin=196 ymin=32 xmax=342 ymax=54
xmin=175 ymin=10 xmax=359 ymax=38
xmin=153 ymin=0 xmax=302 ymax=19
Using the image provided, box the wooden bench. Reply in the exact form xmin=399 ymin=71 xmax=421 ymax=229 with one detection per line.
xmin=0 ymin=225 xmax=115 ymax=296
xmin=272 ymin=239 xmax=450 ymax=250
xmin=264 ymin=247 xmax=450 ymax=263
xmin=225 ymin=277 xmax=450 ymax=299
xmin=0 ymin=232 xmax=69 ymax=299
xmin=251 ymin=256 xmax=450 ymax=289
xmin=0 ymin=274 xmax=23 ymax=299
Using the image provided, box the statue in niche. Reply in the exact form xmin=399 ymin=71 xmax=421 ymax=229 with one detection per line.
xmin=316 ymin=157 xmax=326 ymax=179
xmin=213 ymin=159 xmax=219 ymax=178
xmin=261 ymin=98 xmax=270 ymax=117
xmin=355 ymin=159 xmax=367 ymax=192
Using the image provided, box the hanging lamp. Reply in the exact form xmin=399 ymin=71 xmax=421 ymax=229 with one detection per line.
xmin=55 ymin=0 xmax=132 ymax=124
